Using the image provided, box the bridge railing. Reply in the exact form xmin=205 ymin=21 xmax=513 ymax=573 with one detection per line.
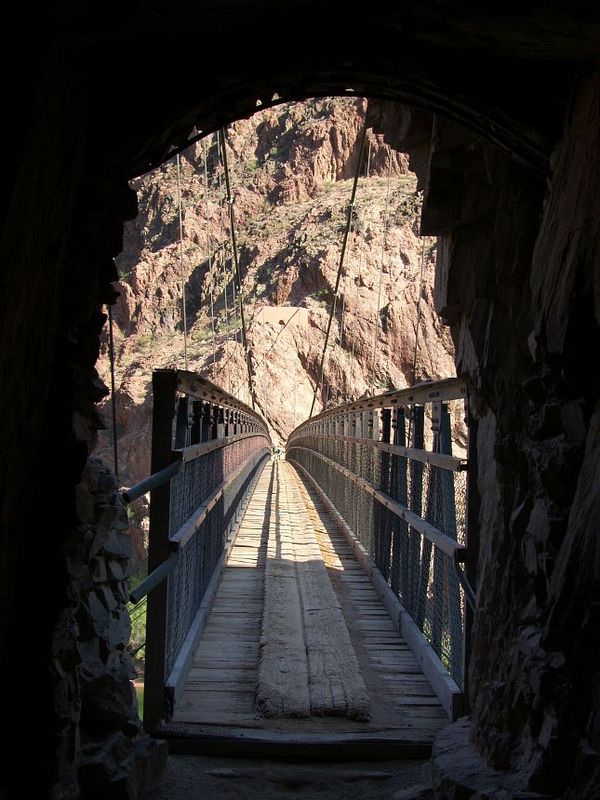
xmin=126 ymin=369 xmax=271 ymax=729
xmin=286 ymin=377 xmax=474 ymax=718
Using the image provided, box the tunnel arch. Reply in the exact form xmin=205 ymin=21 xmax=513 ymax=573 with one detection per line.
xmin=73 ymin=2 xmax=600 ymax=183
xmin=104 ymin=52 xmax=555 ymax=181
xmin=1 ymin=4 xmax=599 ymax=797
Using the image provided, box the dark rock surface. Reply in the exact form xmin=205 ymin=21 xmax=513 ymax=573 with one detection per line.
xmin=370 ymin=69 xmax=600 ymax=799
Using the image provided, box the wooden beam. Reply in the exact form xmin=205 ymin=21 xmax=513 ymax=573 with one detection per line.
xmin=160 ymin=727 xmax=434 ymax=759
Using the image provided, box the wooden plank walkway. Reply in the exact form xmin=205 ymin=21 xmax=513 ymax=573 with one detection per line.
xmin=167 ymin=459 xmax=449 ymax=753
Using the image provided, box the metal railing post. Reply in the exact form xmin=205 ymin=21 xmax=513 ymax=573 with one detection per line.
xmin=463 ymin=406 xmax=479 ymax=711
xmin=380 ymin=408 xmax=392 ymax=581
xmin=144 ymin=370 xmax=177 ymax=730
xmin=411 ymin=406 xmax=426 ymax=628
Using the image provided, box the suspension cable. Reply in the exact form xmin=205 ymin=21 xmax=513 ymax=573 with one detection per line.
xmin=349 ymin=137 xmax=372 ymax=400
xmin=219 ymin=127 xmax=256 ymax=409
xmin=339 ymin=211 xmax=353 ymax=353
xmin=369 ymin=153 xmax=393 ymax=395
xmin=309 ymin=118 xmax=368 ymax=418
xmin=175 ymin=154 xmax=188 ymax=370
xmin=411 ymin=235 xmax=427 ymax=386
xmin=202 ymin=138 xmax=217 ymax=368
xmin=407 ymin=235 xmax=428 ymax=447
xmin=107 ymin=303 xmax=119 ymax=478
xmin=215 ymin=134 xmax=231 ymax=392
xmin=231 ymin=265 xmax=241 ymax=395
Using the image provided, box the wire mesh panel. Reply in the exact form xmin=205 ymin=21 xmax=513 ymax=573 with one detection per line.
xmin=287 ymin=378 xmax=471 ymax=690
xmin=165 ymin=454 xmax=267 ymax=673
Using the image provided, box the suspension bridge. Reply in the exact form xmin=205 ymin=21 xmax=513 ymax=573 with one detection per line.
xmin=126 ymin=369 xmax=474 ymax=757
xmin=116 ymin=116 xmax=477 ymax=757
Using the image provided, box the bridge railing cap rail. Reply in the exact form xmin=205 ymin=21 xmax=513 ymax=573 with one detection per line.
xmin=288 ymin=376 xmax=467 ymax=440
xmin=161 ymin=369 xmax=270 ymax=433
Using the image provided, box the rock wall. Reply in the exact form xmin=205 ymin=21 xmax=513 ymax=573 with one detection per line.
xmin=0 ymin=80 xmax=165 ymax=793
xmin=71 ymin=460 xmax=167 ymax=798
xmin=370 ymin=70 xmax=600 ymax=798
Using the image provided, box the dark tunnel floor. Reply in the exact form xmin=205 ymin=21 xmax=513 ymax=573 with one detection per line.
xmin=147 ymin=753 xmax=433 ymax=800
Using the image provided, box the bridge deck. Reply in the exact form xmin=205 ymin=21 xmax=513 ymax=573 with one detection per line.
xmin=166 ymin=460 xmax=448 ymax=753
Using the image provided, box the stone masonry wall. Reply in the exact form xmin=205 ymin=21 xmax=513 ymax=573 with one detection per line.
xmin=70 ymin=460 xmax=167 ymax=798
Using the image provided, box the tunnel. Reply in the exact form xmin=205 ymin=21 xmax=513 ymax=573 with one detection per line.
xmin=0 ymin=3 xmax=599 ymax=798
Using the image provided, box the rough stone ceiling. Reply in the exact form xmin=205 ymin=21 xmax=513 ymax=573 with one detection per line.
xmin=47 ymin=2 xmax=600 ymax=177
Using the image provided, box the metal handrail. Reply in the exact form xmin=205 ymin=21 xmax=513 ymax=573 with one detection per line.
xmin=174 ymin=370 xmax=269 ymax=435
xmin=123 ymin=460 xmax=182 ymax=504
xmin=288 ymin=377 xmax=467 ymax=439
xmin=130 ymin=448 xmax=271 ymax=603
xmin=123 ymin=432 xmax=269 ymax=504
xmin=290 ymin=433 xmax=466 ymax=471
xmin=169 ymin=448 xmax=271 ymax=550
xmin=122 ymin=371 xmax=271 ymax=506
xmin=287 ymin=444 xmax=467 ymax=560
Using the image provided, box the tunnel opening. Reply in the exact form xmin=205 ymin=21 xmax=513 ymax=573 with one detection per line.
xmin=94 ymin=97 xmax=463 ymax=770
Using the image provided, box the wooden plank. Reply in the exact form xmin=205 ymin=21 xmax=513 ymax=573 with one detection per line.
xmin=289 ymin=464 xmax=370 ymax=720
xmin=185 ymin=681 xmax=256 ymax=692
xmin=183 ymin=681 xmax=256 ymax=692
xmin=159 ymin=727 xmax=435 ymax=759
xmin=256 ymin=464 xmax=311 ymax=719
xmin=384 ymin=695 xmax=441 ymax=706
xmin=180 ymin=690 xmax=255 ymax=704
xmin=192 ymin=661 xmax=257 ymax=670
xmin=188 ymin=668 xmax=256 ymax=681
xmin=303 ymin=607 xmax=370 ymax=721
